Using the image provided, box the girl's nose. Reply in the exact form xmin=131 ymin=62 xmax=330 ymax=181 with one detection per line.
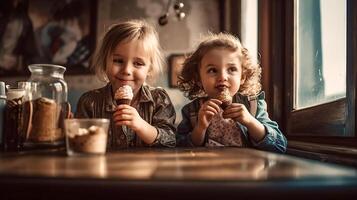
xmin=218 ymin=71 xmax=228 ymax=82
xmin=120 ymin=62 xmax=132 ymax=76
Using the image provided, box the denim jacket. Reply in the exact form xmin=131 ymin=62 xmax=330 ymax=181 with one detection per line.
xmin=75 ymin=83 xmax=176 ymax=148
xmin=177 ymin=92 xmax=287 ymax=153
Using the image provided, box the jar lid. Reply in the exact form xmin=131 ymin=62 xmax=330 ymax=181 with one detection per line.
xmin=6 ymin=88 xmax=25 ymax=100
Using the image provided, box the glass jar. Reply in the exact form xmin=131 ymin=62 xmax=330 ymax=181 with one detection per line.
xmin=21 ymin=64 xmax=70 ymax=149
xmin=3 ymin=86 xmax=26 ymax=151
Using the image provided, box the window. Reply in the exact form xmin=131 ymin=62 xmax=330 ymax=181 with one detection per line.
xmin=288 ymin=0 xmax=353 ymax=137
xmin=295 ymin=0 xmax=346 ymax=109
xmin=259 ymin=0 xmax=357 ymax=145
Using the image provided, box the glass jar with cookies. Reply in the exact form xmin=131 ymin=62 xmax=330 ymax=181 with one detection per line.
xmin=21 ymin=64 xmax=70 ymax=149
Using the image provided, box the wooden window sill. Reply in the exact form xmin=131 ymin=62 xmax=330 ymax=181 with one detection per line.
xmin=287 ymin=140 xmax=357 ymax=167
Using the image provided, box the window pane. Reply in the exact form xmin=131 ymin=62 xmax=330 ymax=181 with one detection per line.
xmin=295 ymin=0 xmax=346 ymax=109
xmin=241 ymin=0 xmax=258 ymax=62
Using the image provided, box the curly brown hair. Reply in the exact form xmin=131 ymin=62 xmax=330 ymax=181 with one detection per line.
xmin=177 ymin=33 xmax=261 ymax=100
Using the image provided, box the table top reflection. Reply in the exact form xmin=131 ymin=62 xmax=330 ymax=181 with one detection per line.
xmin=1 ymin=148 xmax=357 ymax=199
xmin=0 ymin=147 xmax=356 ymax=181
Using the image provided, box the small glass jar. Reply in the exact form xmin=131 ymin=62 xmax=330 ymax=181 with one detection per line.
xmin=21 ymin=64 xmax=70 ymax=149
xmin=3 ymin=86 xmax=26 ymax=151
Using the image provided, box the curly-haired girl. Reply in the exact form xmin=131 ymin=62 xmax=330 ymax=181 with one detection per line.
xmin=177 ymin=32 xmax=286 ymax=153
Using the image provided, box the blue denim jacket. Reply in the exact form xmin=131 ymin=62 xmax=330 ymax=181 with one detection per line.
xmin=177 ymin=92 xmax=287 ymax=153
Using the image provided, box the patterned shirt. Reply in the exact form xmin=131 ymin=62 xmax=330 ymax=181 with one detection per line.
xmin=206 ymin=110 xmax=244 ymax=147
xmin=177 ymin=92 xmax=287 ymax=153
xmin=75 ymin=83 xmax=176 ymax=148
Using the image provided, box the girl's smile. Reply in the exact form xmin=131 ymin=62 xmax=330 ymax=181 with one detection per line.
xmin=115 ymin=78 xmax=134 ymax=85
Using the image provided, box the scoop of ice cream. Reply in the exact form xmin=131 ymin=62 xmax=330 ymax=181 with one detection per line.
xmin=115 ymin=85 xmax=133 ymax=100
xmin=68 ymin=125 xmax=107 ymax=154
xmin=216 ymin=89 xmax=232 ymax=109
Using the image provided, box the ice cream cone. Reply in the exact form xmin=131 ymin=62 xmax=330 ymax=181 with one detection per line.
xmin=116 ymin=99 xmax=132 ymax=105
xmin=114 ymin=85 xmax=133 ymax=106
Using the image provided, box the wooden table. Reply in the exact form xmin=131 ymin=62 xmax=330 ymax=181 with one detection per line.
xmin=0 ymin=148 xmax=357 ymax=199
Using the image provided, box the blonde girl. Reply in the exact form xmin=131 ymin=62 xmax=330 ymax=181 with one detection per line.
xmin=76 ymin=20 xmax=176 ymax=148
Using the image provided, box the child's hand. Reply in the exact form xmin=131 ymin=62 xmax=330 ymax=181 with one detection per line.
xmin=198 ymin=99 xmax=222 ymax=129
xmin=222 ymin=103 xmax=254 ymax=126
xmin=223 ymin=103 xmax=266 ymax=142
xmin=113 ymin=104 xmax=145 ymax=132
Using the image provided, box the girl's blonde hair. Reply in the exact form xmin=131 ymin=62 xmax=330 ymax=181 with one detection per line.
xmin=178 ymin=32 xmax=261 ymax=100
xmin=92 ymin=19 xmax=164 ymax=83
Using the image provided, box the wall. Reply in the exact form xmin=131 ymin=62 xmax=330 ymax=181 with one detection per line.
xmin=1 ymin=0 xmax=220 ymax=124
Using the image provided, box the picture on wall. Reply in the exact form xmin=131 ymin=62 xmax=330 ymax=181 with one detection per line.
xmin=168 ymin=54 xmax=186 ymax=88
xmin=0 ymin=0 xmax=97 ymax=76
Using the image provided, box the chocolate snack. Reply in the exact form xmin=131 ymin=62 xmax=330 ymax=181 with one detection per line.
xmin=216 ymin=89 xmax=232 ymax=109
xmin=28 ymin=97 xmax=62 ymax=142
xmin=3 ymin=97 xmax=23 ymax=151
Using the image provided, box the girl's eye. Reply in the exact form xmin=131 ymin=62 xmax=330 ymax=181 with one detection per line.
xmin=133 ymin=61 xmax=145 ymax=67
xmin=228 ymin=66 xmax=238 ymax=73
xmin=113 ymin=59 xmax=123 ymax=64
xmin=207 ymin=68 xmax=217 ymax=74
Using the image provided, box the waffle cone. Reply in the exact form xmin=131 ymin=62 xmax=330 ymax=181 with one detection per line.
xmin=116 ymin=99 xmax=132 ymax=105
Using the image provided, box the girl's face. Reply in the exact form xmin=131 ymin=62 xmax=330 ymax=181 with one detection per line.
xmin=199 ymin=48 xmax=244 ymax=98
xmin=106 ymin=39 xmax=151 ymax=98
